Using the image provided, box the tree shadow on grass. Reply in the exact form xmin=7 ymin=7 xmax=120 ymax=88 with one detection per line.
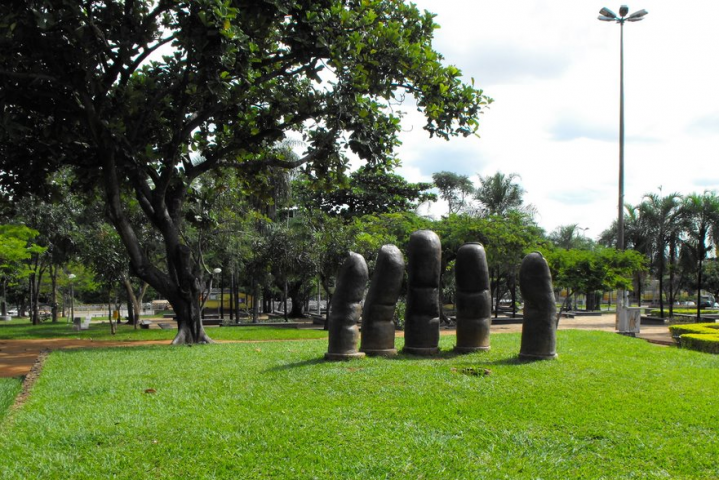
xmin=264 ymin=357 xmax=326 ymax=373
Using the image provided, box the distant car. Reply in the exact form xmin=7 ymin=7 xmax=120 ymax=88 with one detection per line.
xmin=7 ymin=309 xmax=18 ymax=316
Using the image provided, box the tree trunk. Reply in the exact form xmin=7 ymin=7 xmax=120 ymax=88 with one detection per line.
xmin=229 ymin=272 xmax=234 ymax=322
xmin=668 ymin=239 xmax=676 ymax=318
xmin=50 ymin=266 xmax=59 ymax=323
xmin=1 ymin=278 xmax=7 ymax=316
xmin=122 ymin=276 xmax=142 ymax=327
xmin=252 ymin=281 xmax=260 ymax=323
xmin=697 ymin=255 xmax=704 ymax=323
xmin=509 ymin=272 xmax=517 ymax=317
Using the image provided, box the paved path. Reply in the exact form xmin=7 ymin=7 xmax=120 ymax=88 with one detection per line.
xmin=0 ymin=313 xmax=673 ymax=378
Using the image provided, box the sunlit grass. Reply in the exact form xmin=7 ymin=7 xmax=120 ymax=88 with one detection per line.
xmin=0 ymin=318 xmax=327 ymax=342
xmin=1 ymin=331 xmax=718 ymax=479
xmin=0 ymin=378 xmax=22 ymax=421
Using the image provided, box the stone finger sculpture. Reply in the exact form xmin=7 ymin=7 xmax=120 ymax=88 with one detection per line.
xmin=403 ymin=230 xmax=441 ymax=355
xmin=360 ymin=245 xmax=405 ymax=356
xmin=326 ymin=252 xmax=368 ymax=361
xmin=454 ymin=243 xmax=492 ymax=353
xmin=519 ymin=252 xmax=558 ymax=360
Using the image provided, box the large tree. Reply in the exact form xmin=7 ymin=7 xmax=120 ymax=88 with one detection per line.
xmin=0 ymin=1 xmax=490 ymax=344
xmin=296 ymin=166 xmax=436 ymax=219
xmin=432 ymin=171 xmax=474 ymax=215
xmin=474 ymin=172 xmax=533 ymax=218
xmin=639 ymin=191 xmax=683 ymax=317
xmin=682 ymin=192 xmax=719 ymax=322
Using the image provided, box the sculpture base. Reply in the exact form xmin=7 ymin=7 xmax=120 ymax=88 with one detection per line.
xmin=361 ymin=348 xmax=398 ymax=357
xmin=454 ymin=345 xmax=490 ymax=353
xmin=402 ymin=346 xmax=439 ymax=356
xmin=519 ymin=352 xmax=557 ymax=360
xmin=325 ymin=351 xmax=366 ymax=361
xmin=0 ymin=315 xmax=11 ymax=321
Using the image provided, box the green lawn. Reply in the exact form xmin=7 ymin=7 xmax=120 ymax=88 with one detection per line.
xmin=0 ymin=378 xmax=22 ymax=421
xmin=0 ymin=318 xmax=327 ymax=342
xmin=1 ymin=331 xmax=717 ymax=479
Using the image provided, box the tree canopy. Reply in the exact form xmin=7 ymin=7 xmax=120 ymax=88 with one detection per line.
xmin=0 ymin=0 xmax=490 ymax=343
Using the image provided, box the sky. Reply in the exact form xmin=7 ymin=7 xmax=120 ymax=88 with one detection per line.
xmin=392 ymin=0 xmax=719 ymax=240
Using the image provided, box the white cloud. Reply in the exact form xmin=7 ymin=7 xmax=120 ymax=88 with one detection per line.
xmin=392 ymin=0 xmax=719 ymax=239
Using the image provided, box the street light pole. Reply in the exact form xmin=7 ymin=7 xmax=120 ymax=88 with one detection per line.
xmin=599 ymin=5 xmax=647 ymax=328
xmin=598 ymin=5 xmax=648 ymax=252
xmin=68 ymin=273 xmax=76 ymax=324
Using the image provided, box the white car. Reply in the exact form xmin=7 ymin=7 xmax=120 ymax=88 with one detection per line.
xmin=7 ymin=309 xmax=18 ymax=316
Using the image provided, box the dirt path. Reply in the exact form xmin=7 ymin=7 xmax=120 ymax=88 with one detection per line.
xmin=0 ymin=338 xmax=171 ymax=378
xmin=0 ymin=313 xmax=673 ymax=378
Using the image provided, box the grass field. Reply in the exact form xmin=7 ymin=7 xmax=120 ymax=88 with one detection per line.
xmin=0 ymin=377 xmax=22 ymax=421
xmin=1 ymin=330 xmax=718 ymax=479
xmin=0 ymin=318 xmax=327 ymax=342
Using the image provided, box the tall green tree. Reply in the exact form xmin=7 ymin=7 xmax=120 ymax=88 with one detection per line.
xmin=682 ymin=192 xmax=719 ymax=321
xmin=474 ymin=172 xmax=533 ymax=218
xmin=297 ymin=166 xmax=436 ymax=219
xmin=0 ymin=1 xmax=490 ymax=344
xmin=432 ymin=171 xmax=474 ymax=215
xmin=544 ymin=246 xmax=646 ymax=317
xmin=639 ymin=191 xmax=683 ymax=317
xmin=548 ymin=224 xmax=594 ymax=251
xmin=0 ymin=225 xmax=44 ymax=317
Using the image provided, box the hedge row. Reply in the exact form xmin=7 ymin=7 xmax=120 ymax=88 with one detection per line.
xmin=669 ymin=323 xmax=719 ymax=354
xmin=649 ymin=309 xmax=719 ymax=316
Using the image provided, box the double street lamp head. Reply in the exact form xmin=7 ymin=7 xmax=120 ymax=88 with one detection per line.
xmin=598 ymin=5 xmax=648 ymax=23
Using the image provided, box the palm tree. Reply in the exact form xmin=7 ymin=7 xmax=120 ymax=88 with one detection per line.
xmin=623 ymin=203 xmax=652 ymax=306
xmin=474 ymin=172 xmax=535 ymax=218
xmin=549 ymin=224 xmax=594 ymax=250
xmin=639 ymin=191 xmax=683 ymax=317
xmin=682 ymin=191 xmax=719 ymax=322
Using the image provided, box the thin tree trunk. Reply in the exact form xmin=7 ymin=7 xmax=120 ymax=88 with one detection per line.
xmin=697 ymin=255 xmax=704 ymax=323
xmin=252 ymin=280 xmax=260 ymax=323
xmin=283 ymin=281 xmax=288 ymax=321
xmin=121 ymin=276 xmax=142 ymax=328
xmin=50 ymin=266 xmax=59 ymax=323
xmin=669 ymin=239 xmax=676 ymax=318
xmin=229 ymin=271 xmax=234 ymax=322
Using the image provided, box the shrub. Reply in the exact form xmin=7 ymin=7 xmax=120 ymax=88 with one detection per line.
xmin=649 ymin=308 xmax=719 ymax=316
xmin=680 ymin=334 xmax=719 ymax=354
xmin=669 ymin=323 xmax=719 ymax=337
xmin=670 ymin=322 xmax=719 ymax=354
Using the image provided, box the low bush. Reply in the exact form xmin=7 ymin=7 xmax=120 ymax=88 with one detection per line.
xmin=649 ymin=308 xmax=719 ymax=317
xmin=669 ymin=323 xmax=719 ymax=337
xmin=669 ymin=323 xmax=719 ymax=354
xmin=681 ymin=334 xmax=719 ymax=354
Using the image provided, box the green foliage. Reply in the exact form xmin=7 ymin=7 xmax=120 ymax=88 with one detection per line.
xmin=669 ymin=323 xmax=719 ymax=354
xmin=0 ymin=224 xmax=44 ymax=314
xmin=543 ymin=246 xmax=647 ymax=297
xmin=0 ymin=0 xmax=490 ymax=338
xmin=0 ymin=224 xmax=42 ymax=268
xmin=669 ymin=323 xmax=719 ymax=336
xmin=296 ymin=166 xmax=437 ymax=219
xmin=650 ymin=309 xmax=718 ymax=316
xmin=1 ymin=331 xmax=719 ymax=478
xmin=474 ymin=172 xmax=532 ymax=217
xmin=680 ymin=333 xmax=719 ymax=354
xmin=393 ymin=298 xmax=406 ymax=330
xmin=432 ymin=171 xmax=474 ymax=214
